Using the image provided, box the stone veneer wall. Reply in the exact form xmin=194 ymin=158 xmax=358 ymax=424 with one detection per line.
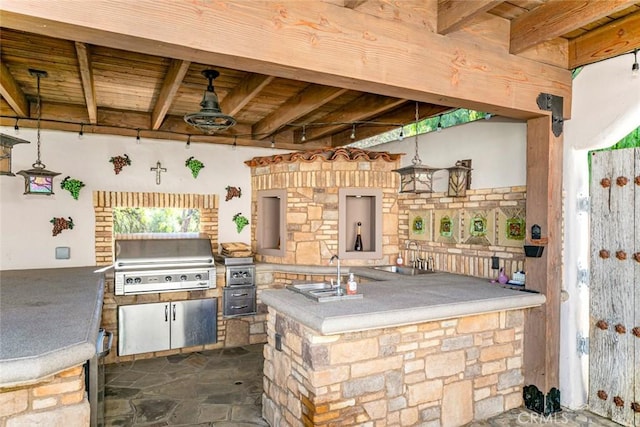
xmin=93 ymin=191 xmax=267 ymax=364
xmin=248 ymin=158 xmax=401 ymax=266
xmin=262 ymin=309 xmax=525 ymax=426
xmin=0 ymin=364 xmax=89 ymax=426
xmin=398 ymin=186 xmax=526 ymax=279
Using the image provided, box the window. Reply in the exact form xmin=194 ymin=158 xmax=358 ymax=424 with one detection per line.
xmin=113 ymin=207 xmax=200 ymax=235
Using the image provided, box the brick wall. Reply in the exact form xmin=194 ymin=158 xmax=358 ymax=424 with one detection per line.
xmin=398 ymin=186 xmax=526 ymax=280
xmin=0 ymin=364 xmax=89 ymax=426
xmin=262 ymin=309 xmax=525 ymax=426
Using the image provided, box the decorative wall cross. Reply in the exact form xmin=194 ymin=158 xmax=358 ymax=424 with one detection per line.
xmin=150 ymin=161 xmax=167 ymax=185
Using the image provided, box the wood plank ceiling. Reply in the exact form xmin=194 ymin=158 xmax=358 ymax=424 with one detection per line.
xmin=1 ymin=0 xmax=639 ymax=150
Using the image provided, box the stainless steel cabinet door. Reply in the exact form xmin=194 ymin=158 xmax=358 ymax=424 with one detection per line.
xmin=118 ymin=302 xmax=170 ymax=356
xmin=170 ymin=298 xmax=217 ymax=349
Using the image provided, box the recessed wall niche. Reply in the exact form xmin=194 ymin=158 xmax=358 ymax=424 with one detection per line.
xmin=257 ymin=189 xmax=286 ymax=257
xmin=339 ymin=188 xmax=382 ymax=260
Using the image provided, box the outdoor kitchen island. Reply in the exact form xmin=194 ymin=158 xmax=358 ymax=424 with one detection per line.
xmin=259 ymin=270 xmax=546 ymax=427
xmin=0 ymin=267 xmax=104 ymax=426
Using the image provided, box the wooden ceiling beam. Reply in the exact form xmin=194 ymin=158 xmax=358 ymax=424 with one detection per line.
xmin=343 ymin=0 xmax=368 ymax=9
xmin=437 ymin=0 xmax=503 ymax=35
xmin=252 ymin=85 xmax=348 ymax=139
xmin=151 ymin=59 xmax=190 ymax=130
xmin=0 ymin=115 xmax=295 ymax=149
xmin=74 ymin=42 xmax=98 ymax=125
xmin=569 ymin=10 xmax=640 ymax=69
xmin=220 ymin=73 xmax=274 ymax=117
xmin=294 ymin=94 xmax=408 ymax=142
xmin=510 ymin=0 xmax=638 ymax=54
xmin=0 ymin=1 xmax=573 ymax=119
xmin=0 ymin=62 xmax=29 ymax=117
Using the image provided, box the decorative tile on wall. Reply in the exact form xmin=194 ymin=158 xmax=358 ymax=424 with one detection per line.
xmin=408 ymin=210 xmax=432 ymax=241
xmin=434 ymin=209 xmax=460 ymax=244
xmin=462 ymin=208 xmax=496 ymax=246
xmin=496 ymin=207 xmax=526 ymax=247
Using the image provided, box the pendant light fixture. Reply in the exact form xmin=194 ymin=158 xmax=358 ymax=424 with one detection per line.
xmin=393 ymin=102 xmax=440 ymax=193
xmin=184 ymin=69 xmax=236 ymax=134
xmin=17 ymin=69 xmax=60 ymax=195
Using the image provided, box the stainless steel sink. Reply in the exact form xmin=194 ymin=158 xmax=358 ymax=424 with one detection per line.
xmin=372 ymin=265 xmax=435 ymax=275
xmin=287 ymin=282 xmax=363 ymax=302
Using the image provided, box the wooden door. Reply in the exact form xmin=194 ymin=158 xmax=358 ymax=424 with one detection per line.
xmin=589 ymin=147 xmax=639 ymax=427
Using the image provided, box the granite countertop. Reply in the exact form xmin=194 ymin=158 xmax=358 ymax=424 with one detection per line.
xmin=0 ymin=266 xmax=104 ymax=387
xmin=260 ymin=268 xmax=546 ymax=335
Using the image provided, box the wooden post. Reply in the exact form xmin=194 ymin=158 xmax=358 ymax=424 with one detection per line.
xmin=523 ymin=115 xmax=563 ymax=409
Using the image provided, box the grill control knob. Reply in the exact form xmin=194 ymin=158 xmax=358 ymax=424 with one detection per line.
xmin=243 ymin=272 xmax=249 ymax=278
xmin=195 ymin=274 xmax=202 ymax=280
xmin=165 ymin=276 xmax=172 ymax=282
xmin=134 ymin=277 xmax=142 ymax=284
xmin=180 ymin=275 xmax=188 ymax=281
xmin=126 ymin=278 xmax=133 ymax=284
xmin=232 ymin=272 xmax=239 ymax=278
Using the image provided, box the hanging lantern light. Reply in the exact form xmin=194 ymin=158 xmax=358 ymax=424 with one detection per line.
xmin=17 ymin=69 xmax=60 ymax=195
xmin=0 ymin=133 xmax=30 ymax=176
xmin=446 ymin=160 xmax=472 ymax=197
xmin=393 ymin=102 xmax=440 ymax=193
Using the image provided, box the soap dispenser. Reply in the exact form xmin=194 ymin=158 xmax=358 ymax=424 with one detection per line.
xmin=498 ymin=267 xmax=509 ymax=284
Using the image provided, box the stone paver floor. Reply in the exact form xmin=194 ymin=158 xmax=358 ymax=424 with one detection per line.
xmin=105 ymin=344 xmax=267 ymax=426
xmin=105 ymin=343 xmax=621 ymax=426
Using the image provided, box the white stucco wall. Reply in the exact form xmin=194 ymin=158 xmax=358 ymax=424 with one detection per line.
xmin=0 ymin=129 xmax=279 ymax=270
xmin=374 ymin=116 xmax=527 ymax=190
xmin=561 ymin=54 xmax=640 ymax=409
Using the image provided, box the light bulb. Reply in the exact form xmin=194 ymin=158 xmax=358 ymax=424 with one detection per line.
xmin=186 ymin=136 xmax=191 ymax=149
xmin=78 ymin=124 xmax=84 ymax=139
xmin=232 ymin=137 xmax=237 ymax=151
xmin=301 ymin=126 xmax=306 ymax=142
xmin=485 ymin=113 xmax=492 ymax=120
xmin=632 ymin=49 xmax=639 ymax=77
xmin=136 ymin=129 xmax=141 ymax=144
xmin=350 ymin=124 xmax=356 ymax=140
xmin=14 ymin=119 xmax=19 ymax=134
xmin=398 ymin=128 xmax=404 ymax=141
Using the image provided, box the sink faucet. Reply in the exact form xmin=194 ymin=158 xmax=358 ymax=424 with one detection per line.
xmin=405 ymin=240 xmax=420 ymax=268
xmin=329 ymin=254 xmax=343 ymax=295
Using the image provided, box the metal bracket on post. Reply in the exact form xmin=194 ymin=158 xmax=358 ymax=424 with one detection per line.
xmin=536 ymin=93 xmax=564 ymax=137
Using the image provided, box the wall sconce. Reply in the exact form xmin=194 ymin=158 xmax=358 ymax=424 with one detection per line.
xmin=393 ymin=102 xmax=441 ymax=193
xmin=446 ymin=159 xmax=472 ymax=197
xmin=1 ymin=133 xmax=30 ymax=176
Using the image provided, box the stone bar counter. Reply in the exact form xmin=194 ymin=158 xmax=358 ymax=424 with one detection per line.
xmin=0 ymin=267 xmax=104 ymax=426
xmin=259 ymin=269 xmax=545 ymax=426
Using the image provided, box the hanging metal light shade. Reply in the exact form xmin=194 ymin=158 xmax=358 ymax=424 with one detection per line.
xmin=16 ymin=69 xmax=60 ymax=195
xmin=184 ymin=69 xmax=236 ymax=134
xmin=393 ymin=102 xmax=440 ymax=193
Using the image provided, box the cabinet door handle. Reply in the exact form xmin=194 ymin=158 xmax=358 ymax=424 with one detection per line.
xmin=165 ymin=304 xmax=168 ymax=322
xmin=231 ymin=305 xmax=248 ymax=310
xmin=173 ymin=304 xmax=177 ymax=321
xmin=232 ymin=293 xmax=248 ymax=297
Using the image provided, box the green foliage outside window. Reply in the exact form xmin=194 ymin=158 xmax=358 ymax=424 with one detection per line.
xmin=114 ymin=207 xmax=200 ymax=234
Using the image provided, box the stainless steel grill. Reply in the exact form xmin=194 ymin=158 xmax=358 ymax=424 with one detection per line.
xmin=114 ymin=234 xmax=216 ymax=295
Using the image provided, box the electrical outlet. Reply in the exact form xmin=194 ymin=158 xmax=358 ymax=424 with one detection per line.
xmin=491 ymin=256 xmax=499 ymax=270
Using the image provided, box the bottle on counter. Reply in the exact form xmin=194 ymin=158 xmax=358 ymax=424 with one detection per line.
xmin=354 ymin=221 xmax=363 ymax=251
xmin=396 ymin=252 xmax=403 ymax=266
xmin=347 ymin=273 xmax=358 ymax=295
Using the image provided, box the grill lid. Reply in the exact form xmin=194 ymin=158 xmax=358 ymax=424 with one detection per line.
xmin=114 ymin=233 xmax=214 ymax=269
